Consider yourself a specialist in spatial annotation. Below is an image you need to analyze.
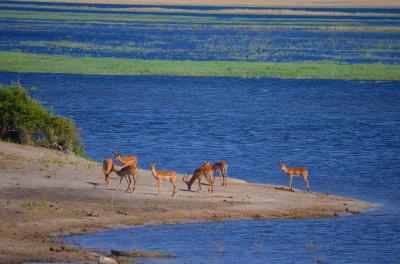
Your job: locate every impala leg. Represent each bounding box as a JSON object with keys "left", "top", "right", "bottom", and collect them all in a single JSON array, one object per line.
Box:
[
  {"left": 131, "top": 174, "right": 136, "bottom": 192},
  {"left": 129, "top": 174, "right": 133, "bottom": 191},
  {"left": 126, "top": 175, "right": 131, "bottom": 192},
  {"left": 170, "top": 178, "right": 177, "bottom": 197},
  {"left": 157, "top": 180, "right": 161, "bottom": 195},
  {"left": 197, "top": 178, "right": 201, "bottom": 192},
  {"left": 125, "top": 175, "right": 129, "bottom": 185},
  {"left": 117, "top": 176, "right": 123, "bottom": 191},
  {"left": 303, "top": 175, "right": 310, "bottom": 192},
  {"left": 172, "top": 183, "right": 176, "bottom": 196},
  {"left": 289, "top": 175, "right": 293, "bottom": 191},
  {"left": 208, "top": 177, "right": 213, "bottom": 193},
  {"left": 225, "top": 168, "right": 228, "bottom": 186}
]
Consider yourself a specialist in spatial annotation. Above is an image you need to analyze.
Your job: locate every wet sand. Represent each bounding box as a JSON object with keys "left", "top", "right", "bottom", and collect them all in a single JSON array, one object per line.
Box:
[{"left": 0, "top": 141, "right": 372, "bottom": 263}]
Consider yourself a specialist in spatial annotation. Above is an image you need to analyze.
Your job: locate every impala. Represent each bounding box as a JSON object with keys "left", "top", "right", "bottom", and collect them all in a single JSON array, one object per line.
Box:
[
  {"left": 279, "top": 160, "right": 310, "bottom": 192},
  {"left": 212, "top": 160, "right": 229, "bottom": 187},
  {"left": 203, "top": 160, "right": 214, "bottom": 184},
  {"left": 149, "top": 162, "right": 177, "bottom": 197},
  {"left": 114, "top": 151, "right": 138, "bottom": 167},
  {"left": 183, "top": 162, "right": 214, "bottom": 193},
  {"left": 102, "top": 158, "right": 113, "bottom": 186},
  {"left": 111, "top": 163, "right": 138, "bottom": 192}
]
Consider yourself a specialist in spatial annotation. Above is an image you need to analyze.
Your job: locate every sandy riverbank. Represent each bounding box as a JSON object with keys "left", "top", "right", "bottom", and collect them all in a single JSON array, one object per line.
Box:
[
  {"left": 0, "top": 141, "right": 372, "bottom": 263},
  {"left": 14, "top": 0, "right": 400, "bottom": 8}
]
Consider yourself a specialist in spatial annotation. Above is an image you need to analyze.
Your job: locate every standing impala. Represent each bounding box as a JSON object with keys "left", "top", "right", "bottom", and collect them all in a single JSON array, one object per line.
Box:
[
  {"left": 149, "top": 163, "right": 177, "bottom": 197},
  {"left": 203, "top": 160, "right": 214, "bottom": 185},
  {"left": 114, "top": 151, "right": 138, "bottom": 167},
  {"left": 279, "top": 160, "right": 310, "bottom": 192},
  {"left": 102, "top": 158, "right": 113, "bottom": 186},
  {"left": 212, "top": 160, "right": 229, "bottom": 187}
]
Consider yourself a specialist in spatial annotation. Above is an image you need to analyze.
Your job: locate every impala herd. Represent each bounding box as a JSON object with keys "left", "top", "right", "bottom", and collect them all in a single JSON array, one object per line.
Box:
[{"left": 102, "top": 151, "right": 310, "bottom": 197}]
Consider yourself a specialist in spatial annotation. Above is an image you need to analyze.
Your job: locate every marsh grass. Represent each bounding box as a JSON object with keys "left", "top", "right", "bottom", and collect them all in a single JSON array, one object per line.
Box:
[
  {"left": 1, "top": 9, "right": 399, "bottom": 33},
  {"left": 19, "top": 41, "right": 157, "bottom": 54},
  {"left": 1, "top": 51, "right": 399, "bottom": 80},
  {"left": 143, "top": 200, "right": 165, "bottom": 211},
  {"left": 21, "top": 197, "right": 49, "bottom": 213},
  {"left": 107, "top": 196, "right": 115, "bottom": 209},
  {"left": 125, "top": 219, "right": 144, "bottom": 226}
]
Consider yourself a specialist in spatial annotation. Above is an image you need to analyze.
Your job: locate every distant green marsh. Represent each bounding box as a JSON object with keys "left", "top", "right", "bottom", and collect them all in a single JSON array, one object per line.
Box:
[{"left": 1, "top": 51, "right": 399, "bottom": 80}]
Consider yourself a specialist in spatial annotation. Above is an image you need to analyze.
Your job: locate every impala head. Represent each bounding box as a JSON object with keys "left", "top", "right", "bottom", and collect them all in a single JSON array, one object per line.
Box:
[
  {"left": 203, "top": 160, "right": 212, "bottom": 167},
  {"left": 182, "top": 174, "right": 191, "bottom": 191},
  {"left": 150, "top": 162, "right": 157, "bottom": 170},
  {"left": 114, "top": 151, "right": 121, "bottom": 159},
  {"left": 280, "top": 160, "right": 288, "bottom": 169}
]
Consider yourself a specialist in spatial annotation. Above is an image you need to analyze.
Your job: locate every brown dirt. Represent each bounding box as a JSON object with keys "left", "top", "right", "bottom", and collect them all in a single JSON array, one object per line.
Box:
[{"left": 0, "top": 141, "right": 372, "bottom": 263}]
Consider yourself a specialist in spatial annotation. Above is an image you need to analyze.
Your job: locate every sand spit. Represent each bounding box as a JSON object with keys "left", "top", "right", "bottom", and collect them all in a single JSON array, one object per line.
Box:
[{"left": 0, "top": 141, "right": 372, "bottom": 263}]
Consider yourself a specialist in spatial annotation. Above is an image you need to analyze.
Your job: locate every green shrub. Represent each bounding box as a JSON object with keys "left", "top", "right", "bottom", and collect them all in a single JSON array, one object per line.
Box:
[
  {"left": 73, "top": 145, "right": 85, "bottom": 157},
  {"left": 0, "top": 83, "right": 82, "bottom": 151}
]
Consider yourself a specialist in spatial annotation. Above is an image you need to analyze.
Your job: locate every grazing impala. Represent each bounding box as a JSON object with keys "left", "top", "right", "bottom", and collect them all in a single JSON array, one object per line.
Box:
[
  {"left": 114, "top": 151, "right": 138, "bottom": 167},
  {"left": 212, "top": 160, "right": 229, "bottom": 187},
  {"left": 149, "top": 163, "right": 177, "bottom": 197},
  {"left": 102, "top": 158, "right": 113, "bottom": 186},
  {"left": 279, "top": 160, "right": 310, "bottom": 192},
  {"left": 183, "top": 162, "right": 214, "bottom": 193},
  {"left": 111, "top": 163, "right": 138, "bottom": 192}
]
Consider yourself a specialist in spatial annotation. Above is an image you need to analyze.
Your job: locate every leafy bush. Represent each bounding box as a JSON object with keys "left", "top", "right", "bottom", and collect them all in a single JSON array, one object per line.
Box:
[{"left": 0, "top": 83, "right": 82, "bottom": 151}]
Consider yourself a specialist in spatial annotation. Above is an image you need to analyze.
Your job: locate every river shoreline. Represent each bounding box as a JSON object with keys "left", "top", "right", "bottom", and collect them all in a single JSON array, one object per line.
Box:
[{"left": 0, "top": 141, "right": 372, "bottom": 263}]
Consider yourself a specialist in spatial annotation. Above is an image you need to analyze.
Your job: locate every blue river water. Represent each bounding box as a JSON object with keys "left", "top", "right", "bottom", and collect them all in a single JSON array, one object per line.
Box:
[{"left": 1, "top": 72, "right": 399, "bottom": 263}]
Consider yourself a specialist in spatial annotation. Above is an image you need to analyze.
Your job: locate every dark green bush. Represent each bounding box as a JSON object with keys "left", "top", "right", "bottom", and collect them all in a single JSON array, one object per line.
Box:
[{"left": 0, "top": 83, "right": 82, "bottom": 151}]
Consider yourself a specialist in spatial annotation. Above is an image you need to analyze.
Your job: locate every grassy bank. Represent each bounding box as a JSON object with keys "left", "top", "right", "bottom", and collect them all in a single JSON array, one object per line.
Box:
[{"left": 1, "top": 51, "right": 400, "bottom": 80}]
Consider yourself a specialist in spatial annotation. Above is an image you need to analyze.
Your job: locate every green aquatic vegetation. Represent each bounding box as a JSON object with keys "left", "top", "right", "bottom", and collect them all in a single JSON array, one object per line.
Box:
[
  {"left": 0, "top": 9, "right": 219, "bottom": 24},
  {"left": 1, "top": 2, "right": 400, "bottom": 19},
  {"left": 18, "top": 41, "right": 158, "bottom": 54},
  {"left": 1, "top": 9, "right": 400, "bottom": 33},
  {"left": 1, "top": 51, "right": 399, "bottom": 80}
]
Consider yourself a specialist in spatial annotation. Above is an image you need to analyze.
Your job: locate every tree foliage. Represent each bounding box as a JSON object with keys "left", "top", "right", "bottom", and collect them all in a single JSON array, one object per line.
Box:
[{"left": 0, "top": 83, "right": 82, "bottom": 152}]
